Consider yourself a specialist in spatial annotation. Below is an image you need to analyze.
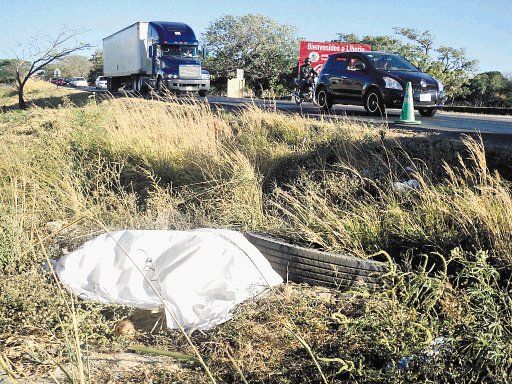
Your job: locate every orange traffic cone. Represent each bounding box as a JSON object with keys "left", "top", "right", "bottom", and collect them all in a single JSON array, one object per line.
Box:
[{"left": 396, "top": 82, "right": 421, "bottom": 125}]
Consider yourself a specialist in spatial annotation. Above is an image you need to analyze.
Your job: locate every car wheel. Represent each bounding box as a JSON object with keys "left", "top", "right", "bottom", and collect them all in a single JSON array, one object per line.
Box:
[
  {"left": 418, "top": 107, "right": 437, "bottom": 117},
  {"left": 316, "top": 87, "right": 332, "bottom": 112},
  {"left": 364, "top": 88, "right": 386, "bottom": 116},
  {"left": 245, "top": 232, "right": 388, "bottom": 289}
]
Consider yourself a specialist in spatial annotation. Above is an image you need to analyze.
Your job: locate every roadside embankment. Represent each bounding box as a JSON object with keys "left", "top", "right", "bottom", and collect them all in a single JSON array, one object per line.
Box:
[{"left": 442, "top": 105, "right": 512, "bottom": 115}]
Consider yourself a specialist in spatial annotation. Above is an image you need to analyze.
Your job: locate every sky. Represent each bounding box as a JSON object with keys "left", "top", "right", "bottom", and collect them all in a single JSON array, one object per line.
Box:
[{"left": 1, "top": 0, "right": 511, "bottom": 75}]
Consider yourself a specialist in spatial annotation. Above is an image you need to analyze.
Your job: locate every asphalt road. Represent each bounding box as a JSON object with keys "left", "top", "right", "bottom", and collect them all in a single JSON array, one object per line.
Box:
[
  {"left": 206, "top": 96, "right": 512, "bottom": 136},
  {"left": 87, "top": 87, "right": 512, "bottom": 136}
]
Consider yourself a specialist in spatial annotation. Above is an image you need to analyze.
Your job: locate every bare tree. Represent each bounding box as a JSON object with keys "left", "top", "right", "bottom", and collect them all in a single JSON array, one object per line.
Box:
[{"left": 4, "top": 26, "right": 91, "bottom": 109}]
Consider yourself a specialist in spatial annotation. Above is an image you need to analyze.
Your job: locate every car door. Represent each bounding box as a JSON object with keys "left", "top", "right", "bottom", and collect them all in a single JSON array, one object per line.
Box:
[
  {"left": 324, "top": 56, "right": 347, "bottom": 98},
  {"left": 342, "top": 55, "right": 368, "bottom": 100}
]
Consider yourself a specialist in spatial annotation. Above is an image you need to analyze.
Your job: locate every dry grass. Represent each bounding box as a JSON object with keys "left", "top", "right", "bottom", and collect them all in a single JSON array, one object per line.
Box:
[
  {"left": 105, "top": 97, "right": 230, "bottom": 168},
  {"left": 0, "top": 79, "right": 92, "bottom": 110},
  {"left": 265, "top": 136, "right": 512, "bottom": 267},
  {"left": 1, "top": 83, "right": 512, "bottom": 382}
]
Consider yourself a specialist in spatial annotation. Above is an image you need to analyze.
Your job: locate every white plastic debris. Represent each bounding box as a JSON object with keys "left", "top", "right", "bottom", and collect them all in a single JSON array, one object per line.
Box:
[
  {"left": 393, "top": 179, "right": 420, "bottom": 192},
  {"left": 55, "top": 228, "right": 282, "bottom": 331},
  {"left": 425, "top": 336, "right": 446, "bottom": 358}
]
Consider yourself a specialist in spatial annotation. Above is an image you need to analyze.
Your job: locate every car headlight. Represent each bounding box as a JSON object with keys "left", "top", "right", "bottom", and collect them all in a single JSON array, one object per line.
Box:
[
  {"left": 163, "top": 73, "right": 179, "bottom": 79},
  {"left": 201, "top": 72, "right": 210, "bottom": 80},
  {"left": 384, "top": 77, "right": 403, "bottom": 90},
  {"left": 435, "top": 79, "right": 444, "bottom": 92}
]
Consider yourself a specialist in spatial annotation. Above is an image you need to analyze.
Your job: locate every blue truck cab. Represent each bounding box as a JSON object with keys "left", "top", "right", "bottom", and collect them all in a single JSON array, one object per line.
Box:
[
  {"left": 103, "top": 21, "right": 210, "bottom": 96},
  {"left": 147, "top": 22, "right": 210, "bottom": 95}
]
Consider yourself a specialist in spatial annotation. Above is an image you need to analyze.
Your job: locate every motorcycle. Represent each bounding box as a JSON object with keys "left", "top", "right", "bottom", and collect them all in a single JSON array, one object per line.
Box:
[{"left": 292, "top": 76, "right": 317, "bottom": 105}]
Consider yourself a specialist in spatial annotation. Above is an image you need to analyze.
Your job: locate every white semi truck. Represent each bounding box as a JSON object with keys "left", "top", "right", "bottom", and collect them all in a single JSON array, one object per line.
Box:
[{"left": 103, "top": 21, "right": 210, "bottom": 96}]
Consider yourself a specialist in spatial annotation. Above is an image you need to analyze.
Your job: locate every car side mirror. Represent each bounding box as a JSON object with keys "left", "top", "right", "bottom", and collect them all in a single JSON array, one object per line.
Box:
[
  {"left": 354, "top": 63, "right": 365, "bottom": 71},
  {"left": 149, "top": 45, "right": 154, "bottom": 58}
]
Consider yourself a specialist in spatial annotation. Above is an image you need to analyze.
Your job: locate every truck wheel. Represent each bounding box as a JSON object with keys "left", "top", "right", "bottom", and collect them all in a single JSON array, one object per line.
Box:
[
  {"left": 198, "top": 90, "right": 207, "bottom": 97},
  {"left": 364, "top": 88, "right": 385, "bottom": 116},
  {"left": 107, "top": 78, "right": 118, "bottom": 93},
  {"left": 418, "top": 107, "right": 437, "bottom": 117},
  {"left": 140, "top": 80, "right": 149, "bottom": 95},
  {"left": 132, "top": 76, "right": 141, "bottom": 93},
  {"left": 245, "top": 232, "right": 388, "bottom": 289},
  {"left": 316, "top": 87, "right": 332, "bottom": 112},
  {"left": 134, "top": 76, "right": 150, "bottom": 95},
  {"left": 156, "top": 77, "right": 165, "bottom": 95}
]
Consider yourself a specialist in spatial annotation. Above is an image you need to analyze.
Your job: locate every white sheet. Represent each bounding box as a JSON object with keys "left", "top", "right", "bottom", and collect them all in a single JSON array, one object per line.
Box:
[{"left": 56, "top": 228, "right": 282, "bottom": 331}]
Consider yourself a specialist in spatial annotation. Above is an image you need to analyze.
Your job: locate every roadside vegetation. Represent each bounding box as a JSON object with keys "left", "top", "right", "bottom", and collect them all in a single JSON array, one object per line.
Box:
[
  {"left": 0, "top": 79, "right": 91, "bottom": 110},
  {"left": 1, "top": 81, "right": 511, "bottom": 383}
]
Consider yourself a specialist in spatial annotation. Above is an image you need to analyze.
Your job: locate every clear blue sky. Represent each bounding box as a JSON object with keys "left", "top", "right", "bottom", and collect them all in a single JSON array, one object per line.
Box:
[{"left": 1, "top": 0, "right": 511, "bottom": 75}]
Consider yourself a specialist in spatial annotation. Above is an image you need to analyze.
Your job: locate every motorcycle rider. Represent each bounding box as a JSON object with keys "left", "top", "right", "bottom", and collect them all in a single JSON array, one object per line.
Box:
[{"left": 298, "top": 57, "right": 318, "bottom": 97}]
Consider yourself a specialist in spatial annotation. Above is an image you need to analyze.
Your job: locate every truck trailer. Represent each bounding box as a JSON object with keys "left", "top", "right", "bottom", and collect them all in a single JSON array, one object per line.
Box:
[{"left": 103, "top": 21, "right": 210, "bottom": 96}]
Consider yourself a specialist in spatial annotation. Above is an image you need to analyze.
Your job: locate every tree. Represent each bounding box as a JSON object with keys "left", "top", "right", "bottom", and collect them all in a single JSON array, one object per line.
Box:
[
  {"left": 87, "top": 49, "right": 103, "bottom": 85},
  {"left": 202, "top": 14, "right": 300, "bottom": 95},
  {"left": 430, "top": 46, "right": 479, "bottom": 102},
  {"left": 335, "top": 33, "right": 410, "bottom": 57},
  {"left": 0, "top": 59, "right": 17, "bottom": 84},
  {"left": 333, "top": 28, "right": 479, "bottom": 102},
  {"left": 58, "top": 54, "right": 92, "bottom": 78},
  {"left": 462, "top": 71, "right": 512, "bottom": 107},
  {"left": 3, "top": 27, "right": 91, "bottom": 109}
]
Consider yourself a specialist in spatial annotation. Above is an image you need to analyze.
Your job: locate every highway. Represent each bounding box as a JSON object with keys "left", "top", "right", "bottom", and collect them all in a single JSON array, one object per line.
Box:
[{"left": 206, "top": 96, "right": 512, "bottom": 136}]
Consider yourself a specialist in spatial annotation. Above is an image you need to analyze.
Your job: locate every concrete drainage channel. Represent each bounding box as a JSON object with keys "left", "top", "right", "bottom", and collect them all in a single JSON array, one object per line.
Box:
[{"left": 245, "top": 232, "right": 389, "bottom": 290}]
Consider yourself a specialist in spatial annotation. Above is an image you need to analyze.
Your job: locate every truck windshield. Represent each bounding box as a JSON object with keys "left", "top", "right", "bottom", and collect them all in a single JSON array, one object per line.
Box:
[
  {"left": 161, "top": 45, "right": 199, "bottom": 59},
  {"left": 367, "top": 54, "right": 419, "bottom": 72}
]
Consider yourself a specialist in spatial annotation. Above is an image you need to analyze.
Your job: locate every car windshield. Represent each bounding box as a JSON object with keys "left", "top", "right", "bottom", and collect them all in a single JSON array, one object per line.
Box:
[
  {"left": 161, "top": 45, "right": 198, "bottom": 59},
  {"left": 366, "top": 54, "right": 419, "bottom": 71}
]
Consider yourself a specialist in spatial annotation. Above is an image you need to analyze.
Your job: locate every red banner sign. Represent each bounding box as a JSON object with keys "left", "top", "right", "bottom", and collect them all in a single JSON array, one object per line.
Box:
[{"left": 299, "top": 41, "right": 372, "bottom": 73}]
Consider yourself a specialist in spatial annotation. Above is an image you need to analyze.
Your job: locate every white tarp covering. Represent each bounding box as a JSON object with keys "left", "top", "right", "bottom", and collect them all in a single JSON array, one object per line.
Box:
[{"left": 56, "top": 229, "right": 282, "bottom": 331}]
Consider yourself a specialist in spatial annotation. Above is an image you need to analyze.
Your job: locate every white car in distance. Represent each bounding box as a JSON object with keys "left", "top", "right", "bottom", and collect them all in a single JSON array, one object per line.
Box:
[
  {"left": 70, "top": 77, "right": 88, "bottom": 87},
  {"left": 95, "top": 76, "right": 107, "bottom": 89}
]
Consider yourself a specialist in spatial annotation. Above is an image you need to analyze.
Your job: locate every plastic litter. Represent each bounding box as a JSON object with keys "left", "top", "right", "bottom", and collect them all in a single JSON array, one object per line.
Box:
[
  {"left": 396, "top": 336, "right": 447, "bottom": 371},
  {"left": 398, "top": 355, "right": 413, "bottom": 370},
  {"left": 393, "top": 179, "right": 420, "bottom": 192},
  {"left": 425, "top": 336, "right": 446, "bottom": 358},
  {"left": 56, "top": 228, "right": 283, "bottom": 331}
]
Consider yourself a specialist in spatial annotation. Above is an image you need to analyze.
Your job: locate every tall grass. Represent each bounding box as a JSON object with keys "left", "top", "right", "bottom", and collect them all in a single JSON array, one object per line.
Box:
[
  {"left": 268, "top": 136, "right": 512, "bottom": 267},
  {"left": 0, "top": 79, "right": 89, "bottom": 110},
  {"left": 1, "top": 87, "right": 511, "bottom": 382}
]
